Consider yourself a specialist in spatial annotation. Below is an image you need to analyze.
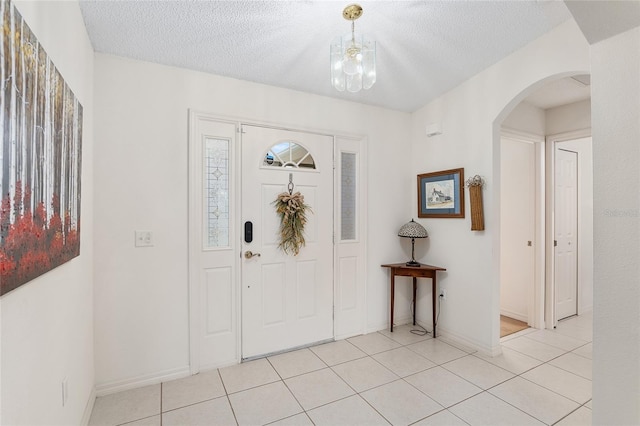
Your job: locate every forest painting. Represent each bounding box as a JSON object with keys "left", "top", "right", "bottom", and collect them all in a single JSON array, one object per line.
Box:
[{"left": 1, "top": 0, "right": 83, "bottom": 296}]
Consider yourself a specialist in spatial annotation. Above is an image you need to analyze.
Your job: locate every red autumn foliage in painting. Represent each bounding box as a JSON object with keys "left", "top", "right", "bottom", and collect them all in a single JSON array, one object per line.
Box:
[
  {"left": 1, "top": 1, "right": 83, "bottom": 296},
  {"left": 0, "top": 182, "right": 80, "bottom": 295}
]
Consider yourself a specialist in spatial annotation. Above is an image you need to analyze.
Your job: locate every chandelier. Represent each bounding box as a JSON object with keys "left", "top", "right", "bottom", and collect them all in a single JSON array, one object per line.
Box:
[{"left": 330, "top": 4, "right": 376, "bottom": 92}]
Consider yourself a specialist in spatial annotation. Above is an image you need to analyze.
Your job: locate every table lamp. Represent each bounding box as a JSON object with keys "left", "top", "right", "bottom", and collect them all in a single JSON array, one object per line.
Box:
[{"left": 398, "top": 219, "right": 428, "bottom": 267}]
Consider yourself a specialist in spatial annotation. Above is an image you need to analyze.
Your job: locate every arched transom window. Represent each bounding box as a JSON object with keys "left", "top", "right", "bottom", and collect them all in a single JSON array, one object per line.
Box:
[{"left": 263, "top": 141, "right": 316, "bottom": 169}]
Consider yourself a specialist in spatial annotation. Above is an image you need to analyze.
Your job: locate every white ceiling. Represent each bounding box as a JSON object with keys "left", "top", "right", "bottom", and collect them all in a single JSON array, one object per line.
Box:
[
  {"left": 565, "top": 0, "right": 640, "bottom": 44},
  {"left": 79, "top": 0, "right": 583, "bottom": 113},
  {"left": 524, "top": 75, "right": 591, "bottom": 110}
]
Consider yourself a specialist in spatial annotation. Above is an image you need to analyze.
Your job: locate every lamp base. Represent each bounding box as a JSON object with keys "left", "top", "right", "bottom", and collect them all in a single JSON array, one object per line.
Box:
[{"left": 405, "top": 260, "right": 421, "bottom": 267}]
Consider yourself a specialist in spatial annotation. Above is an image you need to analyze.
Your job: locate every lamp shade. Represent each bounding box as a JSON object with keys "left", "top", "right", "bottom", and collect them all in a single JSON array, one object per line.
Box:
[{"left": 398, "top": 219, "right": 428, "bottom": 239}]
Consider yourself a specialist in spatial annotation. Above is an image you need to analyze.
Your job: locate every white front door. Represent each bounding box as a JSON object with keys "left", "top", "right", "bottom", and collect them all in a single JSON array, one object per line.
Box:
[
  {"left": 555, "top": 148, "right": 578, "bottom": 320},
  {"left": 241, "top": 125, "right": 334, "bottom": 359},
  {"left": 500, "top": 137, "right": 535, "bottom": 323}
]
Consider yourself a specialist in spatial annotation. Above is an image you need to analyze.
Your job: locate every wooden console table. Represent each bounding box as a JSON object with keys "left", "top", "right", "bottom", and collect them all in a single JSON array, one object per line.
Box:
[{"left": 381, "top": 263, "right": 446, "bottom": 337}]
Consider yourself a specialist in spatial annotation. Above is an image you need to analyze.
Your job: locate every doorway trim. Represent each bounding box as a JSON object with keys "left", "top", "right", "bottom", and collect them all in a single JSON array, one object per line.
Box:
[
  {"left": 187, "top": 111, "right": 368, "bottom": 373},
  {"left": 545, "top": 128, "right": 592, "bottom": 328},
  {"left": 500, "top": 128, "right": 546, "bottom": 330}
]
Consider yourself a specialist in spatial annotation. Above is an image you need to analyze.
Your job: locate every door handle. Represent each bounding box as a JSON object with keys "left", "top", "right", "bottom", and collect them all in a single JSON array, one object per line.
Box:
[{"left": 244, "top": 250, "right": 261, "bottom": 259}]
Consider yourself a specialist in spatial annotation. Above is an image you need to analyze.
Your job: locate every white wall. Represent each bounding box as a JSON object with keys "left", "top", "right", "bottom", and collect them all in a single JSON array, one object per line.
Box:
[
  {"left": 546, "top": 99, "right": 591, "bottom": 135},
  {"left": 502, "top": 101, "right": 546, "bottom": 136},
  {"left": 93, "top": 54, "right": 412, "bottom": 390},
  {"left": 591, "top": 26, "right": 640, "bottom": 425},
  {"left": 409, "top": 20, "right": 590, "bottom": 353},
  {"left": 0, "top": 1, "right": 95, "bottom": 425}
]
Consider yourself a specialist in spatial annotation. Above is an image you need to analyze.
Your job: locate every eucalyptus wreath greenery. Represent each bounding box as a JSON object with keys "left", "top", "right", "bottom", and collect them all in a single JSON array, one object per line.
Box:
[{"left": 273, "top": 191, "right": 311, "bottom": 255}]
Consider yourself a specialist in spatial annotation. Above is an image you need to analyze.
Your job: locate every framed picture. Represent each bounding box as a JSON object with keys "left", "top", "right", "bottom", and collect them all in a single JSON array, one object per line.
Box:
[{"left": 417, "top": 168, "right": 465, "bottom": 218}]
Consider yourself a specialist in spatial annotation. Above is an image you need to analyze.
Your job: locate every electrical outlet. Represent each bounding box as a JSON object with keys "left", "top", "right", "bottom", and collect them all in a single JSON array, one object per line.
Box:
[
  {"left": 135, "top": 230, "right": 154, "bottom": 247},
  {"left": 439, "top": 289, "right": 446, "bottom": 300}
]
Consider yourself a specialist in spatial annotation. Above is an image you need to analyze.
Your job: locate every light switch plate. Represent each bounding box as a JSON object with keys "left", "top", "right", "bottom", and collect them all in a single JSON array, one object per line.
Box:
[{"left": 135, "top": 230, "right": 153, "bottom": 247}]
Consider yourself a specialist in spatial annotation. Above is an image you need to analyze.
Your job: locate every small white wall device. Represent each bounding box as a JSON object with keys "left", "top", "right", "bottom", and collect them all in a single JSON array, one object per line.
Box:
[{"left": 425, "top": 122, "right": 443, "bottom": 137}]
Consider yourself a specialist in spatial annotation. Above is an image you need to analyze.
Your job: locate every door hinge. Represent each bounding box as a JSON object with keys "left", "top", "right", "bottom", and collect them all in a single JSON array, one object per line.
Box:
[{"left": 554, "top": 240, "right": 558, "bottom": 247}]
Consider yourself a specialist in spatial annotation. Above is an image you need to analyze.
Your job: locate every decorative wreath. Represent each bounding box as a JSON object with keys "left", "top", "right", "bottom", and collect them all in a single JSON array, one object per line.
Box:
[
  {"left": 465, "top": 174, "right": 485, "bottom": 187},
  {"left": 273, "top": 191, "right": 311, "bottom": 255}
]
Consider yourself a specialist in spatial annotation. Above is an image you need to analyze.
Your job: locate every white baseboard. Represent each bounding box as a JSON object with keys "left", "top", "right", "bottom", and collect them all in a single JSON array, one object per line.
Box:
[
  {"left": 366, "top": 315, "right": 414, "bottom": 335},
  {"left": 95, "top": 366, "right": 191, "bottom": 397},
  {"left": 335, "top": 330, "right": 363, "bottom": 341},
  {"left": 500, "top": 309, "right": 528, "bottom": 323},
  {"left": 365, "top": 321, "right": 388, "bottom": 335},
  {"left": 500, "top": 327, "right": 537, "bottom": 342},
  {"left": 199, "top": 359, "right": 239, "bottom": 372},
  {"left": 81, "top": 387, "right": 96, "bottom": 425},
  {"left": 433, "top": 323, "right": 501, "bottom": 357},
  {"left": 578, "top": 306, "right": 593, "bottom": 316},
  {"left": 370, "top": 316, "right": 501, "bottom": 357}
]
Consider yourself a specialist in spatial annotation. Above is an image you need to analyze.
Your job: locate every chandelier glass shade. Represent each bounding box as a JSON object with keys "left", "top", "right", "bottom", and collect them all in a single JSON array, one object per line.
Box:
[{"left": 330, "top": 5, "right": 376, "bottom": 92}]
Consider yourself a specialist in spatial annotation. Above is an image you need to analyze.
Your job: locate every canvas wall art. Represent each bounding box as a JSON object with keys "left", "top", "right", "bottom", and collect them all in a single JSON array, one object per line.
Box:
[{"left": 1, "top": 0, "right": 83, "bottom": 296}]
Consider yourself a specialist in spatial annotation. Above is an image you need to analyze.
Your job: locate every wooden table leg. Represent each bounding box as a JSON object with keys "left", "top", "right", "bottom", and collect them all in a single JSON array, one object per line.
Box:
[
  {"left": 432, "top": 275, "right": 437, "bottom": 338},
  {"left": 412, "top": 277, "right": 417, "bottom": 326},
  {"left": 390, "top": 273, "right": 395, "bottom": 332}
]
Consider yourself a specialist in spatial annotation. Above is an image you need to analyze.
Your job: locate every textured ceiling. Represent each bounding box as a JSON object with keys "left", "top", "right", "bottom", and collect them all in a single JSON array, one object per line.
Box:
[
  {"left": 524, "top": 75, "right": 591, "bottom": 110},
  {"left": 79, "top": 0, "right": 574, "bottom": 112}
]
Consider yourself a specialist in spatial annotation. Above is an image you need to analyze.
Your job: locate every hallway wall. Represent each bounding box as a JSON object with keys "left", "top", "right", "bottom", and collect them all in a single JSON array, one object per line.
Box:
[
  {"left": 0, "top": 1, "right": 95, "bottom": 424},
  {"left": 92, "top": 54, "right": 412, "bottom": 391},
  {"left": 591, "top": 25, "right": 640, "bottom": 425},
  {"left": 409, "top": 20, "right": 590, "bottom": 354}
]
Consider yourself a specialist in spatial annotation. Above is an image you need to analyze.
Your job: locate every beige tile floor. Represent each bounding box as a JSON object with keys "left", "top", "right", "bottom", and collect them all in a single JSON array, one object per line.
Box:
[{"left": 89, "top": 313, "right": 592, "bottom": 426}]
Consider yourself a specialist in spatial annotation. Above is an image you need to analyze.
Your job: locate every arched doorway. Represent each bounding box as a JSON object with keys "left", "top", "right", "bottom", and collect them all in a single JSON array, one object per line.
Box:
[{"left": 493, "top": 72, "right": 592, "bottom": 343}]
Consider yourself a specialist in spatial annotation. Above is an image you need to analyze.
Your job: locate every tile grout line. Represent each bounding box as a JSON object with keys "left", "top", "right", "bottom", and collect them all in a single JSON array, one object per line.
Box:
[
  {"left": 265, "top": 355, "right": 307, "bottom": 420},
  {"left": 216, "top": 368, "right": 240, "bottom": 426},
  {"left": 379, "top": 334, "right": 494, "bottom": 423},
  {"left": 179, "top": 323, "right": 591, "bottom": 425},
  {"left": 369, "top": 329, "right": 480, "bottom": 418},
  {"left": 398, "top": 325, "right": 591, "bottom": 425},
  {"left": 550, "top": 404, "right": 587, "bottom": 426},
  {"left": 479, "top": 343, "right": 590, "bottom": 425},
  {"left": 284, "top": 332, "right": 438, "bottom": 424},
  {"left": 97, "top": 320, "right": 593, "bottom": 426}
]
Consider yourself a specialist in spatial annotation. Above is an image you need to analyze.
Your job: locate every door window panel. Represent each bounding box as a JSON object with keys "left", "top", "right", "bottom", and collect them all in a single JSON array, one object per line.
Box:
[
  {"left": 341, "top": 152, "right": 357, "bottom": 241},
  {"left": 204, "top": 137, "right": 230, "bottom": 248},
  {"left": 263, "top": 141, "right": 316, "bottom": 169}
]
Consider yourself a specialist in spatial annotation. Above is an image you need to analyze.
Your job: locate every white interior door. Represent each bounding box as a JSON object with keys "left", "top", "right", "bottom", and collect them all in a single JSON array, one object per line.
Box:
[
  {"left": 555, "top": 148, "right": 578, "bottom": 320},
  {"left": 241, "top": 125, "right": 334, "bottom": 359},
  {"left": 500, "top": 137, "right": 535, "bottom": 323}
]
